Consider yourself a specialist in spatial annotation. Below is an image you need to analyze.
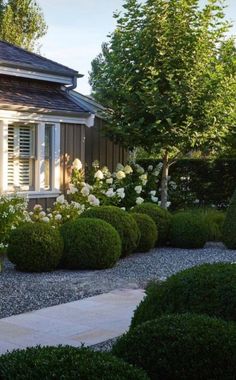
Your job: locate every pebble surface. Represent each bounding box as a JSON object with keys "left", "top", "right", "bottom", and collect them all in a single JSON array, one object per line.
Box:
[{"left": 0, "top": 243, "right": 235, "bottom": 319}]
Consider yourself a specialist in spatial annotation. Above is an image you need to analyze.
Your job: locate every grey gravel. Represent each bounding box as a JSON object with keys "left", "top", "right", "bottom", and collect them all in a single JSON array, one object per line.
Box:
[{"left": 0, "top": 243, "right": 235, "bottom": 319}]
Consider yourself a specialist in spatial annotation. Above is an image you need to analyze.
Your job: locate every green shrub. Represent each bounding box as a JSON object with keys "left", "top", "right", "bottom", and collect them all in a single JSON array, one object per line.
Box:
[
  {"left": 169, "top": 211, "right": 208, "bottom": 248},
  {"left": 82, "top": 206, "right": 140, "bottom": 256},
  {"left": 223, "top": 189, "right": 236, "bottom": 249},
  {"left": 0, "top": 346, "right": 149, "bottom": 380},
  {"left": 131, "top": 263, "right": 236, "bottom": 328},
  {"left": 60, "top": 218, "right": 121, "bottom": 269},
  {"left": 7, "top": 223, "right": 63, "bottom": 272},
  {"left": 130, "top": 213, "right": 157, "bottom": 252},
  {"left": 113, "top": 314, "right": 236, "bottom": 380},
  {"left": 131, "top": 203, "right": 171, "bottom": 246}
]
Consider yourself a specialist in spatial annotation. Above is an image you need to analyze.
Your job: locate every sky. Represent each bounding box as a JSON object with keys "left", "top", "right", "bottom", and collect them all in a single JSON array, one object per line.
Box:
[{"left": 38, "top": 0, "right": 236, "bottom": 95}]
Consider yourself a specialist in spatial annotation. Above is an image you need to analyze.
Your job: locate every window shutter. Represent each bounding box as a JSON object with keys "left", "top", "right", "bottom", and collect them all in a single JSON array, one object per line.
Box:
[
  {"left": 7, "top": 126, "right": 14, "bottom": 188},
  {"left": 19, "top": 127, "right": 33, "bottom": 188}
]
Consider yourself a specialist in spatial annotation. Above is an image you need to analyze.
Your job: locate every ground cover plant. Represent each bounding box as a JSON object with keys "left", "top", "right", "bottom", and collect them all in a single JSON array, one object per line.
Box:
[
  {"left": 60, "top": 218, "right": 121, "bottom": 269},
  {"left": 113, "top": 313, "right": 236, "bottom": 380},
  {"left": 0, "top": 346, "right": 149, "bottom": 380},
  {"left": 131, "top": 263, "right": 236, "bottom": 328}
]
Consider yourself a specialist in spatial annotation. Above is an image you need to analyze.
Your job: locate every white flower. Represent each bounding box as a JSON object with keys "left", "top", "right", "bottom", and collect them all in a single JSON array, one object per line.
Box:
[
  {"left": 116, "top": 163, "right": 124, "bottom": 171},
  {"left": 148, "top": 165, "right": 153, "bottom": 171},
  {"left": 116, "top": 188, "right": 125, "bottom": 199},
  {"left": 81, "top": 186, "right": 90, "bottom": 197},
  {"left": 106, "top": 178, "right": 113, "bottom": 185},
  {"left": 158, "top": 201, "right": 161, "bottom": 206},
  {"left": 116, "top": 170, "right": 126, "bottom": 180},
  {"left": 136, "top": 197, "right": 144, "bottom": 205},
  {"left": 48, "top": 213, "right": 52, "bottom": 218},
  {"left": 124, "top": 165, "right": 133, "bottom": 174},
  {"left": 149, "top": 190, "right": 156, "bottom": 196},
  {"left": 121, "top": 207, "right": 126, "bottom": 211},
  {"left": 34, "top": 204, "right": 42, "bottom": 211},
  {"left": 151, "top": 196, "right": 158, "bottom": 203},
  {"left": 134, "top": 185, "right": 142, "bottom": 194},
  {"left": 106, "top": 188, "right": 115, "bottom": 197},
  {"left": 56, "top": 195, "right": 65, "bottom": 204},
  {"left": 68, "top": 183, "right": 78, "bottom": 194},
  {"left": 41, "top": 216, "right": 50, "bottom": 223},
  {"left": 166, "top": 201, "right": 171, "bottom": 208},
  {"left": 39, "top": 211, "right": 46, "bottom": 218},
  {"left": 94, "top": 170, "right": 104, "bottom": 180},
  {"left": 88, "top": 194, "right": 100, "bottom": 206},
  {"left": 136, "top": 165, "right": 145, "bottom": 174},
  {"left": 73, "top": 158, "right": 82, "bottom": 170},
  {"left": 55, "top": 214, "right": 62, "bottom": 221}
]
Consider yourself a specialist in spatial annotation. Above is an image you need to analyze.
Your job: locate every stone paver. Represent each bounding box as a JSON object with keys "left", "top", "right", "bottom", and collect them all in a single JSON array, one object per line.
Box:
[{"left": 0, "top": 289, "right": 144, "bottom": 354}]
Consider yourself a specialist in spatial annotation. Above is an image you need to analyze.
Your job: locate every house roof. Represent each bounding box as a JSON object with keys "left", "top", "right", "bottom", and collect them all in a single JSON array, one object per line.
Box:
[
  {"left": 0, "top": 76, "right": 89, "bottom": 115},
  {"left": 0, "top": 40, "right": 81, "bottom": 78},
  {"left": 71, "top": 91, "right": 106, "bottom": 119}
]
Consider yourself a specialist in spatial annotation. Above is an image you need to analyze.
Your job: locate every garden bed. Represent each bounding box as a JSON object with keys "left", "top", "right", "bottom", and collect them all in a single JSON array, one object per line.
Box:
[{"left": 0, "top": 244, "right": 235, "bottom": 319}]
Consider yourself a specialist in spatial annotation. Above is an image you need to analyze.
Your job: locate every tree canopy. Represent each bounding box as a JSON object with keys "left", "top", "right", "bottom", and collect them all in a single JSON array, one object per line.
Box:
[
  {"left": 89, "top": 0, "right": 236, "bottom": 207},
  {"left": 0, "top": 0, "right": 47, "bottom": 51}
]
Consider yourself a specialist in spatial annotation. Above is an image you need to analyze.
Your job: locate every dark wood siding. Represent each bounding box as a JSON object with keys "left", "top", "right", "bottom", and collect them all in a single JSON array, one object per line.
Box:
[
  {"left": 85, "top": 117, "right": 128, "bottom": 171},
  {"left": 28, "top": 197, "right": 56, "bottom": 211}
]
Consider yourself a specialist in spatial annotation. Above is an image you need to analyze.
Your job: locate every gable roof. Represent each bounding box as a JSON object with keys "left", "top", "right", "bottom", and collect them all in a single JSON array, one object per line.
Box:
[
  {"left": 0, "top": 40, "right": 82, "bottom": 78},
  {"left": 71, "top": 91, "right": 106, "bottom": 119}
]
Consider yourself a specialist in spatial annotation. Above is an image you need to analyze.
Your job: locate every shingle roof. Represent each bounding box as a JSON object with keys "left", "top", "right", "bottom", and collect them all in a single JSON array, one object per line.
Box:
[
  {"left": 0, "top": 40, "right": 80, "bottom": 77},
  {"left": 0, "top": 76, "right": 89, "bottom": 114}
]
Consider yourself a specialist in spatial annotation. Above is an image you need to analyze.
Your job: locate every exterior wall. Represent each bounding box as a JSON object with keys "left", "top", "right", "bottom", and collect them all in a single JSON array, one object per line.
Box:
[{"left": 85, "top": 117, "right": 128, "bottom": 171}]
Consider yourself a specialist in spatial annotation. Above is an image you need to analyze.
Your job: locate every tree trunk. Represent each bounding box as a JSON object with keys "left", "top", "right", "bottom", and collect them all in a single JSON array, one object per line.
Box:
[{"left": 161, "top": 152, "right": 169, "bottom": 209}]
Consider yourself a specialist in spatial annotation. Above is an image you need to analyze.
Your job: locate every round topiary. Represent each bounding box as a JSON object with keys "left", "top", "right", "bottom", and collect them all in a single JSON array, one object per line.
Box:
[
  {"left": 223, "top": 189, "right": 236, "bottom": 249},
  {"left": 131, "top": 203, "right": 171, "bottom": 246},
  {"left": 130, "top": 213, "right": 158, "bottom": 252},
  {"left": 131, "top": 263, "right": 236, "bottom": 329},
  {"left": 60, "top": 217, "right": 121, "bottom": 269},
  {"left": 82, "top": 206, "right": 140, "bottom": 256},
  {"left": 169, "top": 211, "right": 208, "bottom": 248},
  {"left": 7, "top": 223, "right": 63, "bottom": 272},
  {"left": 113, "top": 314, "right": 236, "bottom": 380},
  {"left": 0, "top": 346, "right": 149, "bottom": 380}
]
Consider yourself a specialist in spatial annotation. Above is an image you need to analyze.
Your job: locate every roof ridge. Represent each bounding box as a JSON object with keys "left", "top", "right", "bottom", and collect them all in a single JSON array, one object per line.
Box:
[{"left": 0, "top": 39, "right": 78, "bottom": 74}]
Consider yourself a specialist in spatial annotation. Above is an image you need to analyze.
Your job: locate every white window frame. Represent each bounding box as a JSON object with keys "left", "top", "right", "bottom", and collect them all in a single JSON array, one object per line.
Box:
[{"left": 0, "top": 119, "right": 61, "bottom": 198}]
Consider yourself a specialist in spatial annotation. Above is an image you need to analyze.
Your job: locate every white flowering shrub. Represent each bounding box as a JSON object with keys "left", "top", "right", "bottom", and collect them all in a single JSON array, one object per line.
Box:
[
  {"left": 68, "top": 159, "right": 163, "bottom": 210},
  {"left": 0, "top": 194, "right": 29, "bottom": 246}
]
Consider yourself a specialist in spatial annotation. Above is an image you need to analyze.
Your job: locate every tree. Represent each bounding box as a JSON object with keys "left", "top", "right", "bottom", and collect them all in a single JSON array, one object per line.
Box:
[
  {"left": 0, "top": 0, "right": 47, "bottom": 51},
  {"left": 89, "top": 0, "right": 236, "bottom": 208}
]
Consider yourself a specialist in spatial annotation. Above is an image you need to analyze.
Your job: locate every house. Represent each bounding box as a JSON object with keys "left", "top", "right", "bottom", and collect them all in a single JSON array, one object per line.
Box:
[{"left": 0, "top": 41, "right": 127, "bottom": 209}]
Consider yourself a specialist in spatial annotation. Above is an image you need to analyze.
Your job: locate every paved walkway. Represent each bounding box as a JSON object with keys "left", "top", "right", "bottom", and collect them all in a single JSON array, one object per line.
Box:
[{"left": 0, "top": 289, "right": 145, "bottom": 355}]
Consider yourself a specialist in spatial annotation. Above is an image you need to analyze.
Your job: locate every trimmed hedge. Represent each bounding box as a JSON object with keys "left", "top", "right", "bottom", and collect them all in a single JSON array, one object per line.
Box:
[
  {"left": 169, "top": 211, "right": 208, "bottom": 248},
  {"left": 0, "top": 346, "right": 149, "bottom": 380},
  {"left": 7, "top": 223, "right": 63, "bottom": 272},
  {"left": 60, "top": 218, "right": 121, "bottom": 269},
  {"left": 138, "top": 158, "right": 236, "bottom": 209},
  {"left": 82, "top": 206, "right": 140, "bottom": 256},
  {"left": 131, "top": 203, "right": 171, "bottom": 246},
  {"left": 131, "top": 263, "right": 236, "bottom": 329},
  {"left": 223, "top": 189, "right": 236, "bottom": 249},
  {"left": 113, "top": 314, "right": 236, "bottom": 380},
  {"left": 130, "top": 213, "right": 157, "bottom": 252}
]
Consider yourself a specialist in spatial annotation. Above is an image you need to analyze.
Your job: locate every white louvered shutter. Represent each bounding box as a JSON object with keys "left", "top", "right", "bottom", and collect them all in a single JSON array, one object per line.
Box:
[{"left": 8, "top": 125, "right": 35, "bottom": 191}]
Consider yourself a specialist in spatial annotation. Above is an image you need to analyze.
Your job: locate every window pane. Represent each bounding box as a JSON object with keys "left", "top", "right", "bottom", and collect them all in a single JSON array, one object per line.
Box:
[{"left": 45, "top": 125, "right": 52, "bottom": 191}]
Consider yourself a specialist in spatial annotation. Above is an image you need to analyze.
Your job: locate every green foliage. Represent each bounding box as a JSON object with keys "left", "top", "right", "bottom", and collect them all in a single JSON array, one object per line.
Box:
[
  {"left": 195, "top": 208, "right": 225, "bottom": 241},
  {"left": 82, "top": 206, "right": 140, "bottom": 256},
  {"left": 7, "top": 223, "right": 63, "bottom": 272},
  {"left": 223, "top": 189, "right": 236, "bottom": 249},
  {"left": 0, "top": 0, "right": 47, "bottom": 51},
  {"left": 131, "top": 203, "right": 171, "bottom": 246},
  {"left": 113, "top": 313, "right": 236, "bottom": 380},
  {"left": 60, "top": 218, "right": 121, "bottom": 269},
  {"left": 130, "top": 213, "right": 158, "bottom": 252},
  {"left": 139, "top": 158, "right": 236, "bottom": 210},
  {"left": 169, "top": 211, "right": 208, "bottom": 248},
  {"left": 0, "top": 345, "right": 149, "bottom": 380},
  {"left": 0, "top": 195, "right": 28, "bottom": 246},
  {"left": 131, "top": 263, "right": 236, "bottom": 328}
]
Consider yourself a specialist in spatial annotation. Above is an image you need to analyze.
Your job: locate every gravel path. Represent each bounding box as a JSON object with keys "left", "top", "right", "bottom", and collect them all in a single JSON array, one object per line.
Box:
[{"left": 0, "top": 243, "right": 235, "bottom": 319}]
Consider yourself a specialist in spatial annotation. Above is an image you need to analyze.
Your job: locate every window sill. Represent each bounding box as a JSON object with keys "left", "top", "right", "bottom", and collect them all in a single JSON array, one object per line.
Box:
[{"left": 16, "top": 191, "right": 61, "bottom": 199}]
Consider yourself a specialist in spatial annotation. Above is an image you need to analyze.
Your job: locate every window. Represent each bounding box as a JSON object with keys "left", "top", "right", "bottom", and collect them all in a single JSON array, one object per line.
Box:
[
  {"left": 5, "top": 123, "right": 60, "bottom": 194},
  {"left": 8, "top": 125, "right": 35, "bottom": 191}
]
